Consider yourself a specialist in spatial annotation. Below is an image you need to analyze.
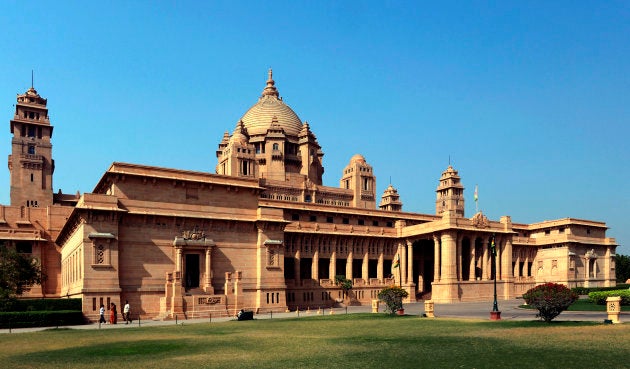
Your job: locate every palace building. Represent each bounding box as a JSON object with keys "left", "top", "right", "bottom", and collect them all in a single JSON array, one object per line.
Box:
[{"left": 1, "top": 71, "right": 618, "bottom": 321}]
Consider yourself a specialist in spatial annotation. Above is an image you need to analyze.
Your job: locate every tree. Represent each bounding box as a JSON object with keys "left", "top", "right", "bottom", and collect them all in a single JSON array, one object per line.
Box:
[
  {"left": 335, "top": 275, "right": 352, "bottom": 297},
  {"left": 0, "top": 244, "right": 45, "bottom": 306},
  {"left": 615, "top": 254, "right": 630, "bottom": 283},
  {"left": 522, "top": 283, "right": 578, "bottom": 322}
]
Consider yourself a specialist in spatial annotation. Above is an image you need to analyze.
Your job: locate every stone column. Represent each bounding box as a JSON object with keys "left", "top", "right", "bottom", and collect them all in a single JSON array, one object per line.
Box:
[
  {"left": 377, "top": 241, "right": 384, "bottom": 281},
  {"left": 501, "top": 237, "right": 513, "bottom": 281},
  {"left": 176, "top": 248, "right": 182, "bottom": 273},
  {"left": 456, "top": 235, "right": 463, "bottom": 281},
  {"left": 481, "top": 236, "right": 490, "bottom": 281},
  {"left": 346, "top": 250, "right": 353, "bottom": 280},
  {"left": 433, "top": 234, "right": 441, "bottom": 282},
  {"left": 204, "top": 247, "right": 212, "bottom": 292},
  {"left": 406, "top": 240, "right": 413, "bottom": 286},
  {"left": 401, "top": 241, "right": 408, "bottom": 284},
  {"left": 295, "top": 250, "right": 301, "bottom": 284},
  {"left": 440, "top": 232, "right": 457, "bottom": 282},
  {"left": 329, "top": 249, "right": 336, "bottom": 280},
  {"left": 312, "top": 248, "right": 319, "bottom": 280},
  {"left": 469, "top": 237, "right": 476, "bottom": 281},
  {"left": 362, "top": 245, "right": 369, "bottom": 282}
]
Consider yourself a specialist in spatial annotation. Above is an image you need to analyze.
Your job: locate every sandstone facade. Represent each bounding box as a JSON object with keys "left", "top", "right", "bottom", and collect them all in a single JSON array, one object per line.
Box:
[{"left": 2, "top": 71, "right": 618, "bottom": 321}]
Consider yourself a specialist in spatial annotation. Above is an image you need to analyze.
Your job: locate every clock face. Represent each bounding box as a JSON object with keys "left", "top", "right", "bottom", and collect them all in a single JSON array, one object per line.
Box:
[{"left": 608, "top": 303, "right": 616, "bottom": 311}]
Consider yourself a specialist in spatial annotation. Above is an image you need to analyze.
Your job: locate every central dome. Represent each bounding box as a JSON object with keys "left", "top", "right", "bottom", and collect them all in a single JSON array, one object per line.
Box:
[{"left": 240, "top": 69, "right": 303, "bottom": 137}]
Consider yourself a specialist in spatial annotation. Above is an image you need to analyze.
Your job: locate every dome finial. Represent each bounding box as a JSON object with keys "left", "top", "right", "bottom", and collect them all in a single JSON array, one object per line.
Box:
[{"left": 261, "top": 68, "right": 280, "bottom": 98}]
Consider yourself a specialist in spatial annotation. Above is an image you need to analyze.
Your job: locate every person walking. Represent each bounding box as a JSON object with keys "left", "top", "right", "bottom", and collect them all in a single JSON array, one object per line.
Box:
[
  {"left": 110, "top": 303, "right": 117, "bottom": 324},
  {"left": 123, "top": 300, "right": 131, "bottom": 324},
  {"left": 99, "top": 304, "right": 107, "bottom": 324}
]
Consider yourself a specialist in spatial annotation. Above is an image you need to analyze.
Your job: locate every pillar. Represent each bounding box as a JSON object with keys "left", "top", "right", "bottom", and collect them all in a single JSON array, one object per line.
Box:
[
  {"left": 433, "top": 234, "right": 441, "bottom": 282},
  {"left": 406, "top": 240, "right": 413, "bottom": 286},
  {"left": 482, "top": 236, "right": 489, "bottom": 280},
  {"left": 176, "top": 248, "right": 182, "bottom": 273},
  {"left": 312, "top": 248, "right": 319, "bottom": 280},
  {"left": 362, "top": 246, "right": 369, "bottom": 282},
  {"left": 346, "top": 250, "right": 353, "bottom": 280},
  {"left": 377, "top": 242, "right": 384, "bottom": 281},
  {"left": 469, "top": 237, "right": 476, "bottom": 280},
  {"left": 501, "top": 237, "right": 513, "bottom": 281},
  {"left": 329, "top": 249, "right": 336, "bottom": 280},
  {"left": 295, "top": 249, "right": 301, "bottom": 284},
  {"left": 401, "top": 241, "right": 408, "bottom": 284},
  {"left": 204, "top": 247, "right": 213, "bottom": 292},
  {"left": 456, "top": 235, "right": 463, "bottom": 281},
  {"left": 440, "top": 232, "right": 457, "bottom": 282}
]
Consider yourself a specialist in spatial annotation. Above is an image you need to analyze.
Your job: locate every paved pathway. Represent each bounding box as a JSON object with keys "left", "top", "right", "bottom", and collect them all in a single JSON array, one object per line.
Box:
[{"left": 2, "top": 299, "right": 626, "bottom": 334}]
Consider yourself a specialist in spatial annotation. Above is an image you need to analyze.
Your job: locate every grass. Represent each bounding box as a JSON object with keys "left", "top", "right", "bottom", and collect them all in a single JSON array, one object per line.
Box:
[{"left": 1, "top": 314, "right": 629, "bottom": 369}]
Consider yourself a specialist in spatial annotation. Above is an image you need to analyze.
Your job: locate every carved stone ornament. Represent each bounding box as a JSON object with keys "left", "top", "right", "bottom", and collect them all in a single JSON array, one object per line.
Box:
[
  {"left": 585, "top": 249, "right": 597, "bottom": 259},
  {"left": 471, "top": 212, "right": 490, "bottom": 229},
  {"left": 182, "top": 228, "right": 206, "bottom": 240}
]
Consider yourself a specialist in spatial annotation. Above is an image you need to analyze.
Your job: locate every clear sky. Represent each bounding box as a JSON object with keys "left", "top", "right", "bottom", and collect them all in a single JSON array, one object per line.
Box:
[{"left": 0, "top": 1, "right": 628, "bottom": 254}]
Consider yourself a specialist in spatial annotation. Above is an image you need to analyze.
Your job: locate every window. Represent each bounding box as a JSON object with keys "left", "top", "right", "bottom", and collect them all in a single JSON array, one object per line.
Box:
[
  {"left": 27, "top": 125, "right": 36, "bottom": 137},
  {"left": 291, "top": 213, "right": 300, "bottom": 221},
  {"left": 326, "top": 217, "right": 333, "bottom": 223},
  {"left": 309, "top": 215, "right": 316, "bottom": 222},
  {"left": 372, "top": 220, "right": 379, "bottom": 226},
  {"left": 545, "top": 230, "right": 550, "bottom": 235},
  {"left": 273, "top": 143, "right": 279, "bottom": 150},
  {"left": 342, "top": 218, "right": 349, "bottom": 224},
  {"left": 28, "top": 145, "right": 35, "bottom": 154},
  {"left": 386, "top": 221, "right": 393, "bottom": 227},
  {"left": 358, "top": 219, "right": 364, "bottom": 226},
  {"left": 305, "top": 195, "right": 311, "bottom": 203}
]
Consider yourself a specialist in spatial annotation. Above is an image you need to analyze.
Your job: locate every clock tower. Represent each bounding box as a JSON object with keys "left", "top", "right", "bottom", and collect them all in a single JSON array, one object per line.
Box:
[{"left": 8, "top": 85, "right": 54, "bottom": 208}]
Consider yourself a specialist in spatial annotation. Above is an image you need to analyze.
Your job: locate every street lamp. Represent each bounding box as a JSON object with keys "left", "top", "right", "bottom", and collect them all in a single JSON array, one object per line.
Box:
[{"left": 490, "top": 234, "right": 501, "bottom": 320}]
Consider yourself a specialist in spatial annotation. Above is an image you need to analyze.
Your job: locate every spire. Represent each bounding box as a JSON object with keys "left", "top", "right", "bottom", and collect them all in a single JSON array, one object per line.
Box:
[{"left": 261, "top": 68, "right": 280, "bottom": 98}]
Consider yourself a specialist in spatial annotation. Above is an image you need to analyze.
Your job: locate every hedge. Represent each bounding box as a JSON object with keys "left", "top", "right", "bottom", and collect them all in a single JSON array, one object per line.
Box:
[
  {"left": 0, "top": 298, "right": 82, "bottom": 312},
  {"left": 572, "top": 284, "right": 629, "bottom": 296},
  {"left": 0, "top": 310, "right": 85, "bottom": 329},
  {"left": 587, "top": 290, "right": 630, "bottom": 306}
]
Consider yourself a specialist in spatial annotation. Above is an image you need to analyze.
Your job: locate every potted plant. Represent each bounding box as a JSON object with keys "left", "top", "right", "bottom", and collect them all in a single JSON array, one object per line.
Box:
[{"left": 378, "top": 285, "right": 409, "bottom": 315}]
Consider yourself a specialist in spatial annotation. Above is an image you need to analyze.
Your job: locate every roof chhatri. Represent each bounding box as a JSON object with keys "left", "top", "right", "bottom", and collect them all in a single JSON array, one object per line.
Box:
[{"left": 261, "top": 68, "right": 280, "bottom": 98}]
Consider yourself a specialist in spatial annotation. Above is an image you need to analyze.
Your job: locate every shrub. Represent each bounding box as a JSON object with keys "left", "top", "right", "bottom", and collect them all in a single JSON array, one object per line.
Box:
[
  {"left": 523, "top": 283, "right": 578, "bottom": 322},
  {"left": 588, "top": 290, "right": 630, "bottom": 305},
  {"left": 378, "top": 286, "right": 409, "bottom": 314},
  {"left": 0, "top": 310, "right": 85, "bottom": 329}
]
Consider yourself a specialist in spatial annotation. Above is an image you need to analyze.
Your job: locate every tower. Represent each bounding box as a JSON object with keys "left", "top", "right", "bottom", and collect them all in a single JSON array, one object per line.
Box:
[
  {"left": 379, "top": 184, "right": 403, "bottom": 211},
  {"left": 435, "top": 165, "right": 464, "bottom": 217},
  {"left": 340, "top": 154, "right": 376, "bottom": 209},
  {"left": 8, "top": 86, "right": 54, "bottom": 207}
]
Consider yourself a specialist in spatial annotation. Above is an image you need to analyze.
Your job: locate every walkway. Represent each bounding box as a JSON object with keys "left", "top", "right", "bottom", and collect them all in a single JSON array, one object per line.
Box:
[{"left": 1, "top": 299, "right": 626, "bottom": 334}]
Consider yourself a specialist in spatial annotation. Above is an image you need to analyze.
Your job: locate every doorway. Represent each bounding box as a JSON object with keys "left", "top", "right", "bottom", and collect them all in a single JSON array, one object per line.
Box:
[{"left": 185, "top": 254, "right": 200, "bottom": 289}]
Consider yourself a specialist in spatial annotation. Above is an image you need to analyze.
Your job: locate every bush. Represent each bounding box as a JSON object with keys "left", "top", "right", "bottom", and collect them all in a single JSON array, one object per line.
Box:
[
  {"left": 571, "top": 284, "right": 630, "bottom": 296},
  {"left": 378, "top": 286, "right": 409, "bottom": 314},
  {"left": 0, "top": 310, "right": 85, "bottom": 329},
  {"left": 523, "top": 283, "right": 578, "bottom": 322},
  {"left": 0, "top": 298, "right": 82, "bottom": 312},
  {"left": 587, "top": 290, "right": 630, "bottom": 305}
]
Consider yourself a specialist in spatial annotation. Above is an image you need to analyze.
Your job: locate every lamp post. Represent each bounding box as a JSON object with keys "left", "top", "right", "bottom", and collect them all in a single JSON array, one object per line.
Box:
[{"left": 490, "top": 234, "right": 501, "bottom": 320}]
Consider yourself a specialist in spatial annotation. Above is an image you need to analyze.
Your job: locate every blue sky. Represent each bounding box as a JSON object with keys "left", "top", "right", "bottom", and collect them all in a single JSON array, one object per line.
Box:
[{"left": 0, "top": 1, "right": 628, "bottom": 254}]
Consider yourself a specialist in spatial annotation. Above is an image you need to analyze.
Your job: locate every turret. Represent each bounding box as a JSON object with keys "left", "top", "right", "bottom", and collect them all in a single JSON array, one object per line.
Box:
[{"left": 435, "top": 165, "right": 465, "bottom": 217}]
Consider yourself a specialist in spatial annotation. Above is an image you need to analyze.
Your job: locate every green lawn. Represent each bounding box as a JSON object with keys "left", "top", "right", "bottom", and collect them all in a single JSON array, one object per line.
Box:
[{"left": 1, "top": 314, "right": 629, "bottom": 369}]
